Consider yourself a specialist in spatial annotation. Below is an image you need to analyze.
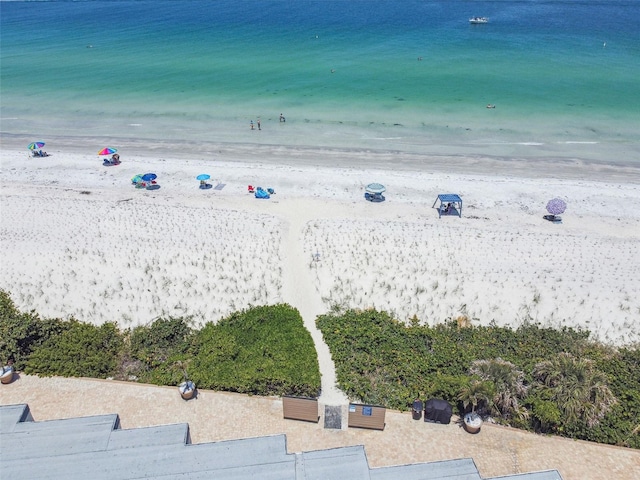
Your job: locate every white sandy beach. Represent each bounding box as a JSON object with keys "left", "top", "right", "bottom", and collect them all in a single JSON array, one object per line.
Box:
[{"left": 1, "top": 135, "right": 640, "bottom": 402}]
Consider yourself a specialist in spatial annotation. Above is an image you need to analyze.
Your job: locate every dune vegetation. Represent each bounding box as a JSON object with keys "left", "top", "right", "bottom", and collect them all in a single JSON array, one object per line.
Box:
[
  {"left": 0, "top": 291, "right": 320, "bottom": 398},
  {"left": 1, "top": 290, "right": 638, "bottom": 448},
  {"left": 316, "top": 309, "right": 639, "bottom": 449}
]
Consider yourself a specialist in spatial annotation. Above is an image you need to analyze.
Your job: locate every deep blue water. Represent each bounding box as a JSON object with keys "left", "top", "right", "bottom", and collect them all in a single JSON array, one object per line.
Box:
[{"left": 1, "top": 0, "right": 639, "bottom": 161}]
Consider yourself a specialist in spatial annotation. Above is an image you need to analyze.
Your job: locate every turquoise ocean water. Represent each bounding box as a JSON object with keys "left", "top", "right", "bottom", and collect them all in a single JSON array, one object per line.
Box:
[{"left": 1, "top": 0, "right": 639, "bottom": 164}]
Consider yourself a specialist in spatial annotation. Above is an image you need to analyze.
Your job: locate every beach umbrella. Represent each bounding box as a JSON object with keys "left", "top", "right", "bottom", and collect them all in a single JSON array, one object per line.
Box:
[
  {"left": 546, "top": 198, "right": 567, "bottom": 216},
  {"left": 366, "top": 183, "right": 386, "bottom": 194},
  {"left": 196, "top": 174, "right": 210, "bottom": 181},
  {"left": 28, "top": 142, "right": 45, "bottom": 150},
  {"left": 141, "top": 173, "right": 157, "bottom": 182},
  {"left": 98, "top": 147, "right": 117, "bottom": 156}
]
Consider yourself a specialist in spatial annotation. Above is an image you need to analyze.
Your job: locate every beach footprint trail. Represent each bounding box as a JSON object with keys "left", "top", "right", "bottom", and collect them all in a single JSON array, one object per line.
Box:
[{"left": 279, "top": 205, "right": 348, "bottom": 406}]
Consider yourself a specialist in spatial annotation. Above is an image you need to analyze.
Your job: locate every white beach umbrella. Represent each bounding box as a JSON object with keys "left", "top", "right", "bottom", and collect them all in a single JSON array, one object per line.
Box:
[{"left": 365, "top": 183, "right": 386, "bottom": 194}]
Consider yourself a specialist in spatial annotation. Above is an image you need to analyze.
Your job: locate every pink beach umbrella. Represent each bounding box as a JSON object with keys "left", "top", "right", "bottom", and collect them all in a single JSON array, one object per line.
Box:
[{"left": 98, "top": 147, "right": 117, "bottom": 156}]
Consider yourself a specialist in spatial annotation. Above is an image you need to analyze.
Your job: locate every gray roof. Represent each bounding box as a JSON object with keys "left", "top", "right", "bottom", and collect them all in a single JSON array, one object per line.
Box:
[
  {"left": 370, "top": 458, "right": 482, "bottom": 480},
  {"left": 0, "top": 403, "right": 563, "bottom": 480},
  {"left": 486, "top": 472, "right": 563, "bottom": 480},
  {"left": 297, "top": 445, "right": 371, "bottom": 480},
  {"left": 0, "top": 402, "right": 33, "bottom": 431}
]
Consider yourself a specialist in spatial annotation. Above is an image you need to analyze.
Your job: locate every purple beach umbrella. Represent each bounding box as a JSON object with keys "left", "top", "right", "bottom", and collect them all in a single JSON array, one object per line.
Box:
[{"left": 546, "top": 198, "right": 567, "bottom": 216}]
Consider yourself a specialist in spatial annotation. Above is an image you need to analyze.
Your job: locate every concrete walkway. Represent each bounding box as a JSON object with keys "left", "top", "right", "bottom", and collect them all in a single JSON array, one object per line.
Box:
[{"left": 1, "top": 375, "right": 638, "bottom": 480}]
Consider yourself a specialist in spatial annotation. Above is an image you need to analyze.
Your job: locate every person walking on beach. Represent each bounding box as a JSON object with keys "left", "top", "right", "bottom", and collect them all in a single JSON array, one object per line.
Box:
[
  {"left": 250, "top": 120, "right": 255, "bottom": 130},
  {"left": 257, "top": 118, "right": 261, "bottom": 130}
]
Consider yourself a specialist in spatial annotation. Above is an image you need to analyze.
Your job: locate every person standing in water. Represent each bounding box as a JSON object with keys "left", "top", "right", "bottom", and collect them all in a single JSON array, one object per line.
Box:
[
  {"left": 250, "top": 120, "right": 255, "bottom": 130},
  {"left": 257, "top": 118, "right": 261, "bottom": 130}
]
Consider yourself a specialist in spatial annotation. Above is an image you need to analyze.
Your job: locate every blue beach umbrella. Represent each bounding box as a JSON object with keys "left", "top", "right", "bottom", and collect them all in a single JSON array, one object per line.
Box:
[
  {"left": 141, "top": 173, "right": 157, "bottom": 182},
  {"left": 196, "top": 174, "right": 210, "bottom": 181},
  {"left": 28, "top": 142, "right": 45, "bottom": 150}
]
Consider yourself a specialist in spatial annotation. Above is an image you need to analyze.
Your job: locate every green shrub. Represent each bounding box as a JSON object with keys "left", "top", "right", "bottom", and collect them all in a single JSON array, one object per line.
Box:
[
  {"left": 25, "top": 320, "right": 123, "bottom": 378},
  {"left": 130, "top": 317, "right": 192, "bottom": 364},
  {"left": 127, "top": 317, "right": 194, "bottom": 383},
  {"left": 189, "top": 305, "right": 320, "bottom": 397},
  {"left": 0, "top": 290, "right": 67, "bottom": 370},
  {"left": 529, "top": 396, "right": 562, "bottom": 433}
]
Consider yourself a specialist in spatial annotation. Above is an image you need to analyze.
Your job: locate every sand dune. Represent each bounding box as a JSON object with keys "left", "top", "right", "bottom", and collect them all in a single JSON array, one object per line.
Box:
[
  {"left": 1, "top": 141, "right": 640, "bottom": 401},
  {"left": 305, "top": 217, "right": 640, "bottom": 344},
  {"left": 1, "top": 193, "right": 283, "bottom": 326}
]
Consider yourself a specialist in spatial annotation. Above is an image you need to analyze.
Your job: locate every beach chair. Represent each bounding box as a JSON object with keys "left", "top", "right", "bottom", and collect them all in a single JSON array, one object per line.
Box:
[
  {"left": 543, "top": 215, "right": 562, "bottom": 223},
  {"left": 365, "top": 192, "right": 385, "bottom": 202},
  {"left": 255, "top": 187, "right": 270, "bottom": 199}
]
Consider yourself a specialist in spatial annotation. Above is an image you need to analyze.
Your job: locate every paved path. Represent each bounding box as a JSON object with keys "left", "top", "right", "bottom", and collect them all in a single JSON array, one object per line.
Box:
[{"left": 2, "top": 375, "right": 638, "bottom": 480}]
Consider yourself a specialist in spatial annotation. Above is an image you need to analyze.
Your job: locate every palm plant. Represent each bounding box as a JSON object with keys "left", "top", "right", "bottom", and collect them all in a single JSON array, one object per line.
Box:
[
  {"left": 470, "top": 358, "right": 529, "bottom": 422},
  {"left": 458, "top": 379, "right": 494, "bottom": 415},
  {"left": 533, "top": 352, "right": 617, "bottom": 428}
]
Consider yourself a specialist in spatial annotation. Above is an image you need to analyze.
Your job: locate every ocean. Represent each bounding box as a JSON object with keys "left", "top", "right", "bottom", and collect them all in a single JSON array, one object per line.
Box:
[{"left": 1, "top": 0, "right": 639, "bottom": 164}]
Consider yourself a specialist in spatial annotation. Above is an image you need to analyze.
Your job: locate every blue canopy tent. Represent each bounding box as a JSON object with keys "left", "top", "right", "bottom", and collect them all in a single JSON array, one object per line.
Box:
[{"left": 433, "top": 194, "right": 462, "bottom": 218}]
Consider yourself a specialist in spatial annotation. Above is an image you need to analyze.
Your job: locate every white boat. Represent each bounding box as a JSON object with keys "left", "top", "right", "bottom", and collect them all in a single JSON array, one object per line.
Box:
[
  {"left": 469, "top": 17, "right": 489, "bottom": 24},
  {"left": 1, "top": 365, "right": 15, "bottom": 384}
]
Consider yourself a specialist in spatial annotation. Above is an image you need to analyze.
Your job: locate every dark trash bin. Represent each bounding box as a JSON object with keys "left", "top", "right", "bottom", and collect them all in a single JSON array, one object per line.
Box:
[{"left": 412, "top": 399, "right": 423, "bottom": 420}]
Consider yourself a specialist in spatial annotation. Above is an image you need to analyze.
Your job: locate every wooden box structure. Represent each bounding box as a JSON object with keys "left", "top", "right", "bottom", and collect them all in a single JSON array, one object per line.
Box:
[
  {"left": 347, "top": 403, "right": 386, "bottom": 431},
  {"left": 282, "top": 396, "right": 319, "bottom": 423}
]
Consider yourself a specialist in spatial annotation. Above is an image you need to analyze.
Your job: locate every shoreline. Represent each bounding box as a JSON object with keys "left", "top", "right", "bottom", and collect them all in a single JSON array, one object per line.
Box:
[{"left": 2, "top": 131, "right": 640, "bottom": 184}]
